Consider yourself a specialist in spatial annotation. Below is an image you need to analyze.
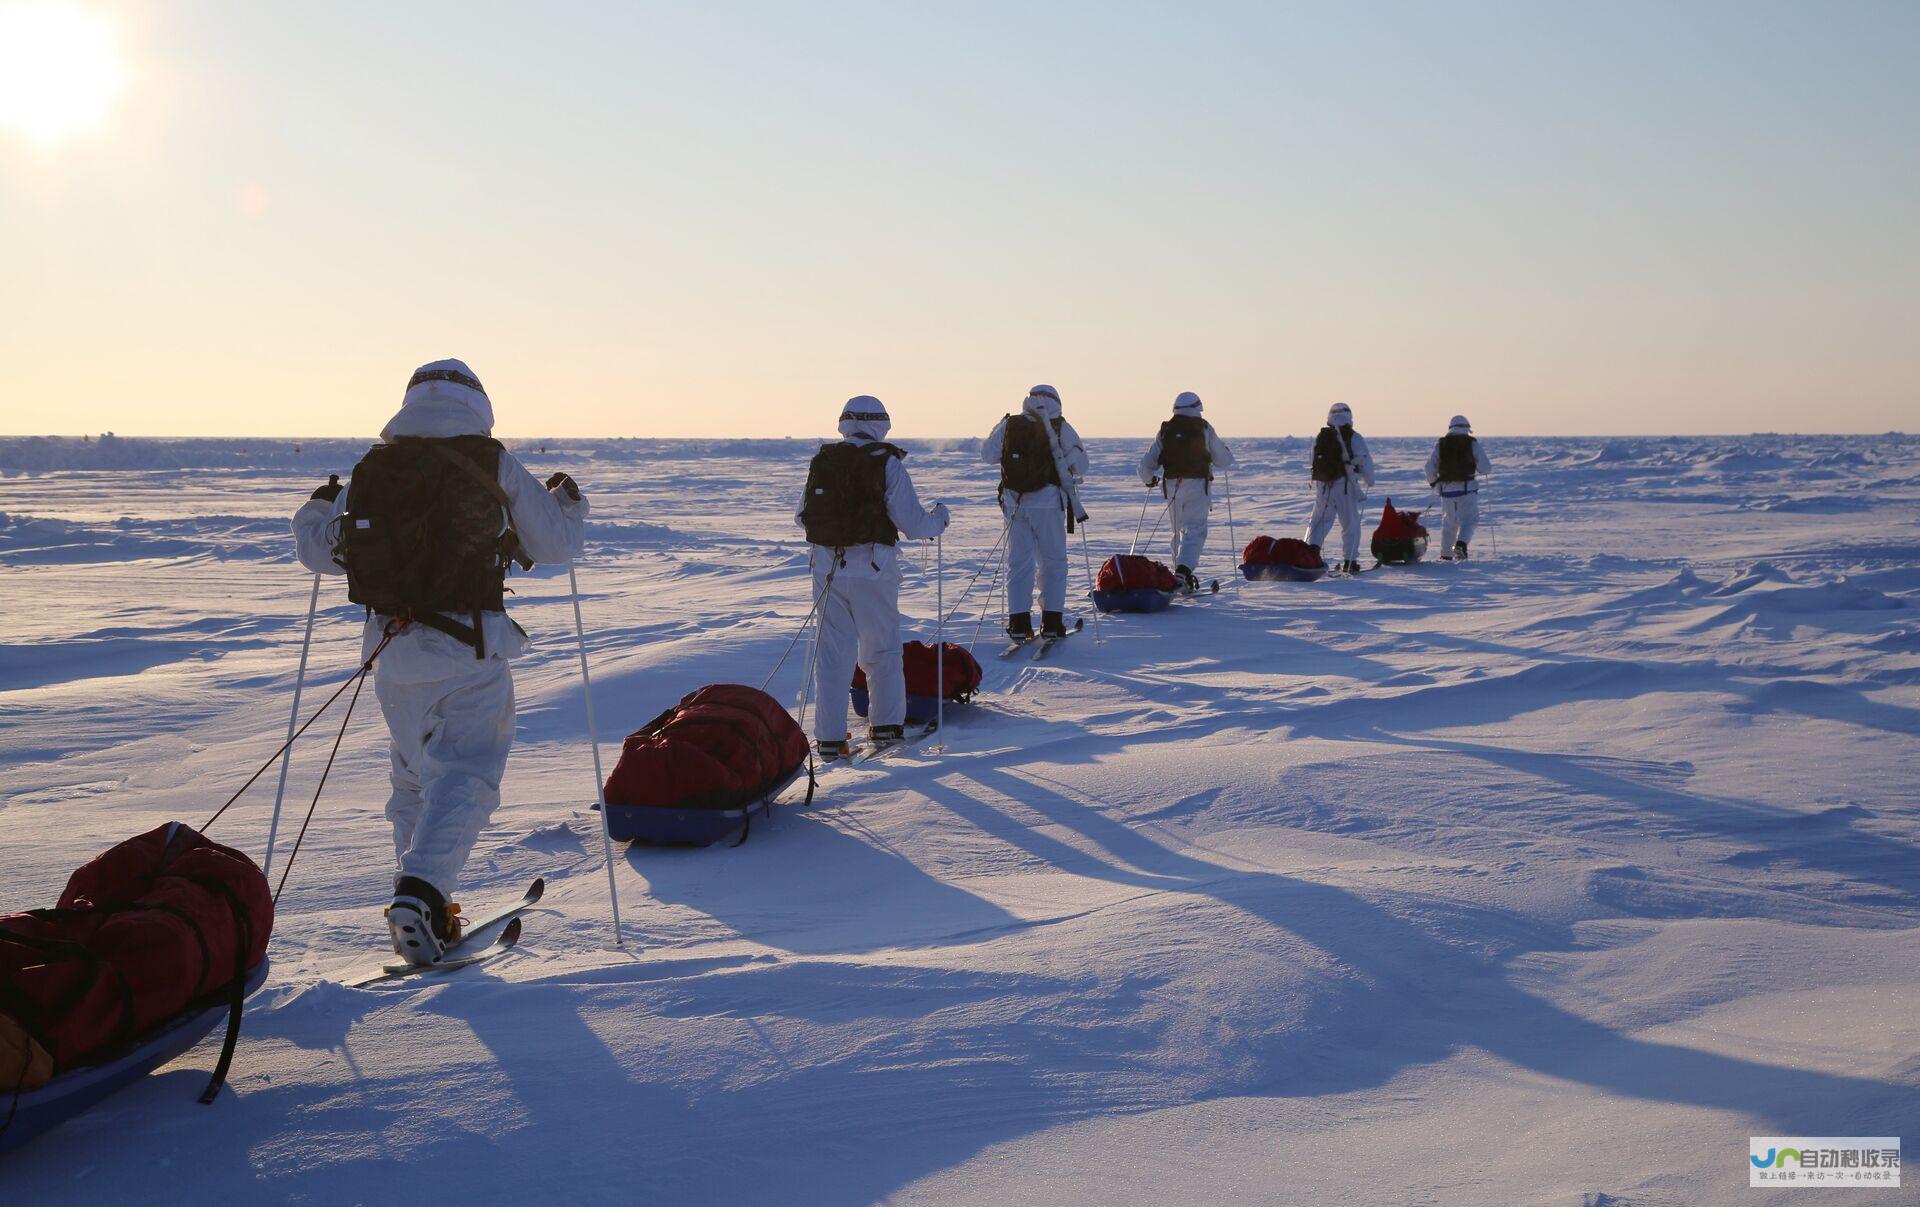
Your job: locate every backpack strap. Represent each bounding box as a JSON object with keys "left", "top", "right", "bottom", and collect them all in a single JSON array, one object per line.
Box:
[
  {"left": 420, "top": 442, "right": 531, "bottom": 572},
  {"left": 422, "top": 441, "right": 511, "bottom": 510}
]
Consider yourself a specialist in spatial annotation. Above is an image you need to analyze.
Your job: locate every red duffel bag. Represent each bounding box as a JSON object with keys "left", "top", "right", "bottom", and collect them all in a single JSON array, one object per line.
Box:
[
  {"left": 603, "top": 684, "right": 809, "bottom": 811},
  {"left": 1242, "top": 536, "right": 1324, "bottom": 568},
  {"left": 0, "top": 823, "right": 272, "bottom": 1090},
  {"left": 1096, "top": 555, "right": 1179, "bottom": 592},
  {"left": 854, "top": 641, "right": 982, "bottom": 702}
]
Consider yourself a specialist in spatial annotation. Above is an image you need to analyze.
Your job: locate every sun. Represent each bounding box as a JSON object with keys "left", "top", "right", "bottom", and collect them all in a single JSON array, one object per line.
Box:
[{"left": 0, "top": 1, "right": 123, "bottom": 143}]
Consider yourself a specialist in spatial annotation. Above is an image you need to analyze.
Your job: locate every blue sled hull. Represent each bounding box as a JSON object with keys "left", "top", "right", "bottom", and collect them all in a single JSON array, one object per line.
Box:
[
  {"left": 1091, "top": 587, "right": 1175, "bottom": 613},
  {"left": 851, "top": 688, "right": 960, "bottom": 726},
  {"left": 2, "top": 958, "right": 272, "bottom": 1154},
  {"left": 603, "top": 766, "right": 805, "bottom": 847},
  {"left": 1240, "top": 562, "right": 1328, "bottom": 582}
]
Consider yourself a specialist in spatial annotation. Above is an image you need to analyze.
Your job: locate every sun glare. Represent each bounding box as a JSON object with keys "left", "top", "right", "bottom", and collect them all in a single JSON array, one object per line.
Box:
[{"left": 0, "top": 1, "right": 122, "bottom": 143}]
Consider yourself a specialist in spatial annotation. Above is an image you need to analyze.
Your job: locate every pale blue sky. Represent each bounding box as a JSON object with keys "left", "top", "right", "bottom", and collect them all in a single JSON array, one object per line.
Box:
[{"left": 2, "top": 1, "right": 1915, "bottom": 436}]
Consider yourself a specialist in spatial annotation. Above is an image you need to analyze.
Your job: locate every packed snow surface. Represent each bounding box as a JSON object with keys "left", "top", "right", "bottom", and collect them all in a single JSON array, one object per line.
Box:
[{"left": 1, "top": 434, "right": 1916, "bottom": 1205}]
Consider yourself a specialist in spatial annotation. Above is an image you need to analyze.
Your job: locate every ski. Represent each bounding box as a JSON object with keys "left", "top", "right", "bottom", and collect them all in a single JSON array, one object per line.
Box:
[
  {"left": 998, "top": 636, "right": 1037, "bottom": 659},
  {"left": 350, "top": 917, "right": 525, "bottom": 986},
  {"left": 850, "top": 722, "right": 940, "bottom": 765},
  {"left": 347, "top": 876, "right": 544, "bottom": 987},
  {"left": 1178, "top": 579, "right": 1222, "bottom": 598},
  {"left": 1030, "top": 618, "right": 1085, "bottom": 661}
]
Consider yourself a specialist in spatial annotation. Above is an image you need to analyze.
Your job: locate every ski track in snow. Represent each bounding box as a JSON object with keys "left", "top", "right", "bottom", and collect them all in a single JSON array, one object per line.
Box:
[{"left": 1, "top": 434, "right": 1917, "bottom": 1205}]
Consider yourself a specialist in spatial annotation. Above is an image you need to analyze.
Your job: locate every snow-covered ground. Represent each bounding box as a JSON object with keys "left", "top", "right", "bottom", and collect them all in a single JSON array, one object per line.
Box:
[{"left": 2, "top": 434, "right": 1916, "bottom": 1205}]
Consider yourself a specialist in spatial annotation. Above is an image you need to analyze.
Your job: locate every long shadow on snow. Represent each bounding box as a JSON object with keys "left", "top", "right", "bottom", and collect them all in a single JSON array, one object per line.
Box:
[
  {"left": 915, "top": 764, "right": 1918, "bottom": 1140},
  {"left": 631, "top": 809, "right": 1022, "bottom": 956}
]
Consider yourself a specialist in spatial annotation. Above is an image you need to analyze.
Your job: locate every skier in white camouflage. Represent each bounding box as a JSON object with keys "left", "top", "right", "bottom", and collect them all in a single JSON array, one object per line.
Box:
[
  {"left": 1137, "top": 391, "right": 1235, "bottom": 592},
  {"left": 1425, "top": 414, "right": 1491, "bottom": 560},
  {"left": 795, "top": 396, "right": 951, "bottom": 758},
  {"left": 291, "top": 359, "right": 586, "bottom": 964},
  {"left": 983, "top": 385, "right": 1090, "bottom": 638}
]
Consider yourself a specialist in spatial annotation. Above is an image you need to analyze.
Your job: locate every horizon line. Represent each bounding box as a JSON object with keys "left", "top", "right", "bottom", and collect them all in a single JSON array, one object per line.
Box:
[{"left": 4, "top": 430, "right": 1914, "bottom": 443}]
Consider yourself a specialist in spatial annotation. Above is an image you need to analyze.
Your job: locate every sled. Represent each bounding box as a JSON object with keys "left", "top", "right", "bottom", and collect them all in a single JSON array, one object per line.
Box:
[
  {"left": 850, "top": 687, "right": 972, "bottom": 726},
  {"left": 602, "top": 765, "right": 806, "bottom": 847},
  {"left": 1240, "top": 561, "right": 1329, "bottom": 583},
  {"left": 1369, "top": 499, "right": 1429, "bottom": 566},
  {"left": 850, "top": 642, "right": 982, "bottom": 728},
  {"left": 601, "top": 684, "right": 811, "bottom": 847},
  {"left": 1, "top": 958, "right": 272, "bottom": 1154},
  {"left": 1370, "top": 538, "right": 1428, "bottom": 566},
  {"left": 1238, "top": 536, "right": 1328, "bottom": 583},
  {"left": 1090, "top": 586, "right": 1176, "bottom": 613}
]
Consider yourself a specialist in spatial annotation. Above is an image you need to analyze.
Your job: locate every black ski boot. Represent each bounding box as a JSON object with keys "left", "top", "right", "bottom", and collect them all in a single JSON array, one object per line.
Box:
[
  {"left": 387, "top": 875, "right": 463, "bottom": 966},
  {"left": 868, "top": 723, "right": 905, "bottom": 748},
  {"left": 1454, "top": 541, "right": 1468, "bottom": 560},
  {"left": 1176, "top": 564, "right": 1199, "bottom": 594},
  {"left": 1041, "top": 610, "right": 1068, "bottom": 638},
  {"left": 817, "top": 737, "right": 852, "bottom": 760},
  {"left": 1006, "top": 612, "right": 1034, "bottom": 639}
]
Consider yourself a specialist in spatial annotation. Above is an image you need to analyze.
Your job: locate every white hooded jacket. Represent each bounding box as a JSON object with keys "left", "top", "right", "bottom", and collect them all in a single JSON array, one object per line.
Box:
[
  {"left": 982, "top": 390, "right": 1091, "bottom": 506},
  {"left": 291, "top": 361, "right": 588, "bottom": 680},
  {"left": 1322, "top": 407, "right": 1377, "bottom": 492},
  {"left": 792, "top": 401, "right": 947, "bottom": 580},
  {"left": 1138, "top": 394, "right": 1235, "bottom": 485},
  {"left": 1424, "top": 418, "right": 1492, "bottom": 492}
]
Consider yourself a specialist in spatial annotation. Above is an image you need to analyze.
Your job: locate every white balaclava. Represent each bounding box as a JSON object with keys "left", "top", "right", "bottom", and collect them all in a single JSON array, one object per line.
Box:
[
  {"left": 384, "top": 358, "right": 495, "bottom": 440},
  {"left": 1024, "top": 384, "right": 1062, "bottom": 422},
  {"left": 838, "top": 395, "right": 892, "bottom": 441},
  {"left": 1448, "top": 414, "right": 1472, "bottom": 434},
  {"left": 1173, "top": 391, "right": 1203, "bottom": 415},
  {"left": 1328, "top": 402, "right": 1353, "bottom": 428}
]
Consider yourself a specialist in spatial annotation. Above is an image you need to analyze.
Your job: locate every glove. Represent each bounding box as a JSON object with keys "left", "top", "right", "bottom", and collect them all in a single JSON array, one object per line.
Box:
[
  {"left": 545, "top": 471, "right": 581, "bottom": 501},
  {"left": 931, "top": 501, "right": 951, "bottom": 529},
  {"left": 310, "top": 474, "right": 342, "bottom": 503},
  {"left": 1145, "top": 475, "right": 1160, "bottom": 489}
]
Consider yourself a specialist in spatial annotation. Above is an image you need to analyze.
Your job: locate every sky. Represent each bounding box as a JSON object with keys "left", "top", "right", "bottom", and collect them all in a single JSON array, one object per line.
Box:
[{"left": 1, "top": 1, "right": 1915, "bottom": 439}]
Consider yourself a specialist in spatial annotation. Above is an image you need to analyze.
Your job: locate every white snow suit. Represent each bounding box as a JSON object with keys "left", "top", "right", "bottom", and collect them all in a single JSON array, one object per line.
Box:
[
  {"left": 1304, "top": 418, "right": 1376, "bottom": 563},
  {"left": 1138, "top": 409, "right": 1234, "bottom": 572},
  {"left": 1424, "top": 422, "right": 1492, "bottom": 552},
  {"left": 291, "top": 361, "right": 587, "bottom": 898},
  {"left": 794, "top": 401, "right": 948, "bottom": 743},
  {"left": 983, "top": 393, "right": 1090, "bottom": 616}
]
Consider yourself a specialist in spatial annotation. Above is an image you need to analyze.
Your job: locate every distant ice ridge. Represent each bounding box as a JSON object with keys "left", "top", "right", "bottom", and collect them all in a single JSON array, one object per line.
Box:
[{"left": 5, "top": 433, "right": 1913, "bottom": 474}]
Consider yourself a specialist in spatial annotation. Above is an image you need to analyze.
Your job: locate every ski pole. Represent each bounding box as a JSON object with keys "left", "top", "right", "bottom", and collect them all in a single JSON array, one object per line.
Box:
[
  {"left": 263, "top": 571, "right": 321, "bottom": 876},
  {"left": 1222, "top": 470, "right": 1238, "bottom": 578},
  {"left": 567, "top": 562, "right": 624, "bottom": 948},
  {"left": 1076, "top": 522, "right": 1105, "bottom": 645},
  {"left": 934, "top": 531, "right": 944, "bottom": 738}
]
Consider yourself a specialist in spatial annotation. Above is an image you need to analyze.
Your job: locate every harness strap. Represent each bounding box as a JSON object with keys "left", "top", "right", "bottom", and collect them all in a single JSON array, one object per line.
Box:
[
  {"left": 157, "top": 870, "right": 255, "bottom": 1106},
  {"left": 402, "top": 609, "right": 484, "bottom": 652}
]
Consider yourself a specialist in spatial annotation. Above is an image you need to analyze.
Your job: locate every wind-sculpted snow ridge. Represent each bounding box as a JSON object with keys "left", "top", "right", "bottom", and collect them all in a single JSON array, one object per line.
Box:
[
  {"left": 0, "top": 435, "right": 1916, "bottom": 1203},
  {"left": 0, "top": 511, "right": 297, "bottom": 564},
  {"left": 580, "top": 518, "right": 688, "bottom": 550}
]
